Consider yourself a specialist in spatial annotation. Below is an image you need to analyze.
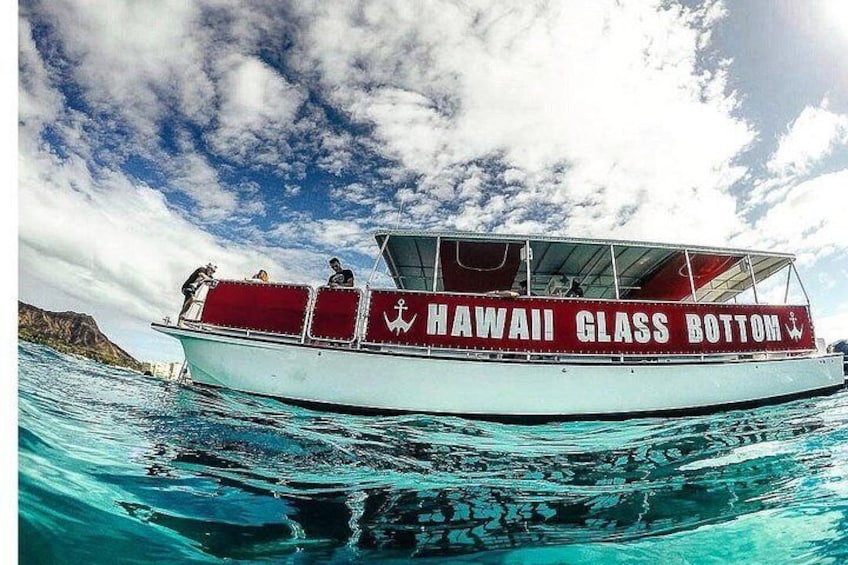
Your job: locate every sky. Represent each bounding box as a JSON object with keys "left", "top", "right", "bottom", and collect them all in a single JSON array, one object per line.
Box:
[{"left": 16, "top": 0, "right": 848, "bottom": 362}]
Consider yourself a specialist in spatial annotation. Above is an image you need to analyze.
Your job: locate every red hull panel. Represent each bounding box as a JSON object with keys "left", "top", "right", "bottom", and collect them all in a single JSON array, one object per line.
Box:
[
  {"left": 308, "top": 287, "right": 361, "bottom": 342},
  {"left": 201, "top": 281, "right": 311, "bottom": 336}
]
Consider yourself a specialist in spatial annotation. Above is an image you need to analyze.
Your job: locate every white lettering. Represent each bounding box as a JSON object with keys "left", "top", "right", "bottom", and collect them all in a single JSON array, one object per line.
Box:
[
  {"left": 653, "top": 313, "right": 669, "bottom": 343},
  {"left": 474, "top": 307, "right": 507, "bottom": 339},
  {"left": 451, "top": 306, "right": 473, "bottom": 337},
  {"left": 686, "top": 313, "right": 703, "bottom": 343},
  {"left": 704, "top": 314, "right": 720, "bottom": 343},
  {"left": 576, "top": 311, "right": 594, "bottom": 343},
  {"left": 764, "top": 315, "right": 780, "bottom": 341},
  {"left": 427, "top": 304, "right": 448, "bottom": 335},
  {"left": 734, "top": 315, "right": 748, "bottom": 343},
  {"left": 719, "top": 314, "right": 734, "bottom": 342},
  {"left": 614, "top": 312, "right": 633, "bottom": 343},
  {"left": 544, "top": 309, "right": 554, "bottom": 341},
  {"left": 508, "top": 308, "right": 530, "bottom": 340},
  {"left": 531, "top": 309, "right": 542, "bottom": 341},
  {"left": 596, "top": 312, "right": 612, "bottom": 343},
  {"left": 751, "top": 314, "right": 765, "bottom": 342},
  {"left": 633, "top": 312, "right": 651, "bottom": 343}
]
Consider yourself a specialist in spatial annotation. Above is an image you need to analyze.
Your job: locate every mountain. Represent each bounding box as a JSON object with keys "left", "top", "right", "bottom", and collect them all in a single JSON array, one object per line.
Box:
[{"left": 18, "top": 301, "right": 142, "bottom": 371}]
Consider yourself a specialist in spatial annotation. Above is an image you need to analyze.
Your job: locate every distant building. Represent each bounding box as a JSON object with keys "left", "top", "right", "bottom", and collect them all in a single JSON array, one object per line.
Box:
[{"left": 141, "top": 361, "right": 189, "bottom": 382}]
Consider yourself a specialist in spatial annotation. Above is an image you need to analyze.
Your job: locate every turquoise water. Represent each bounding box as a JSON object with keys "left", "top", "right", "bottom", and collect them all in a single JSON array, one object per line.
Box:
[{"left": 18, "top": 340, "right": 848, "bottom": 564}]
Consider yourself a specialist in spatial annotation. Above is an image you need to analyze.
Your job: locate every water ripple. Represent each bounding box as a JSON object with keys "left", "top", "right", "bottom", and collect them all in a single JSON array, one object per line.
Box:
[{"left": 18, "top": 340, "right": 848, "bottom": 563}]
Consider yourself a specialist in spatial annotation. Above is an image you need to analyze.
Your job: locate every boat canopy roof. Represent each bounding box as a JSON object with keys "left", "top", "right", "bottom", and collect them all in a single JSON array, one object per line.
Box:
[{"left": 373, "top": 230, "right": 796, "bottom": 303}]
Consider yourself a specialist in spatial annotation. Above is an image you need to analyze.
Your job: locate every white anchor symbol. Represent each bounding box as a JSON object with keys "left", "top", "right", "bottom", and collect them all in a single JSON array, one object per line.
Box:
[
  {"left": 785, "top": 311, "right": 804, "bottom": 341},
  {"left": 383, "top": 298, "right": 417, "bottom": 335}
]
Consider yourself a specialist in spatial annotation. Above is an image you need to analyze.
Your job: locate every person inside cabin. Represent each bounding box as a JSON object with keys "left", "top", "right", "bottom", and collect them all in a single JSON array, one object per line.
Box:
[
  {"left": 327, "top": 257, "right": 355, "bottom": 288},
  {"left": 178, "top": 263, "right": 217, "bottom": 322},
  {"left": 545, "top": 275, "right": 565, "bottom": 296},
  {"left": 518, "top": 280, "right": 537, "bottom": 297},
  {"left": 564, "top": 278, "right": 584, "bottom": 298},
  {"left": 251, "top": 269, "right": 269, "bottom": 282}
]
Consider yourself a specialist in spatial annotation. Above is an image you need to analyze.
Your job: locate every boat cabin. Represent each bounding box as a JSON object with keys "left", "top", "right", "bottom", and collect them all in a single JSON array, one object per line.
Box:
[{"left": 371, "top": 231, "right": 801, "bottom": 303}]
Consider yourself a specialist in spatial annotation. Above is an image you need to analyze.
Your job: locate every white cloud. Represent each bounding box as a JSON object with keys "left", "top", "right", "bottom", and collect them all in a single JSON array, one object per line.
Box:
[
  {"left": 816, "top": 305, "right": 848, "bottom": 344},
  {"left": 208, "top": 54, "right": 306, "bottom": 167},
  {"left": 741, "top": 169, "right": 848, "bottom": 261},
  {"left": 294, "top": 0, "right": 753, "bottom": 243},
  {"left": 18, "top": 17, "right": 63, "bottom": 134},
  {"left": 767, "top": 100, "right": 848, "bottom": 177},
  {"left": 33, "top": 0, "right": 216, "bottom": 138}
]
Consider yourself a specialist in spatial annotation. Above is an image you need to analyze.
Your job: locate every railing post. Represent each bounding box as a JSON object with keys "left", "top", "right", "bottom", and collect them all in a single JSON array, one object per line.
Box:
[
  {"left": 368, "top": 234, "right": 391, "bottom": 287},
  {"left": 610, "top": 244, "right": 620, "bottom": 299},
  {"left": 684, "top": 249, "right": 697, "bottom": 303},
  {"left": 783, "top": 263, "right": 792, "bottom": 304},
  {"left": 432, "top": 236, "right": 441, "bottom": 292},
  {"left": 746, "top": 254, "right": 759, "bottom": 304},
  {"left": 791, "top": 261, "right": 810, "bottom": 305}
]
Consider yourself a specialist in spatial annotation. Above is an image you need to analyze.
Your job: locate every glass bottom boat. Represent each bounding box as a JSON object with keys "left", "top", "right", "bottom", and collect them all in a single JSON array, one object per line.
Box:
[{"left": 153, "top": 231, "right": 844, "bottom": 420}]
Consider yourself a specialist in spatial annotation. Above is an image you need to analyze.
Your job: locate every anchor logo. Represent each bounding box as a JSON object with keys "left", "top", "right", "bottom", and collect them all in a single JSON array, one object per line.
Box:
[
  {"left": 785, "top": 311, "right": 804, "bottom": 341},
  {"left": 383, "top": 298, "right": 417, "bottom": 335}
]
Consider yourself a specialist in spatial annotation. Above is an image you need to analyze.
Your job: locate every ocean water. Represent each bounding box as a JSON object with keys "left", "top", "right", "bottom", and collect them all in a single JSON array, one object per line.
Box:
[{"left": 18, "top": 339, "right": 848, "bottom": 564}]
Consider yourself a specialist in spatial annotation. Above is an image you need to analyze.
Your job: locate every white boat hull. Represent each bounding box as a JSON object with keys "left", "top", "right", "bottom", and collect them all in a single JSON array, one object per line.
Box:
[{"left": 155, "top": 325, "right": 845, "bottom": 419}]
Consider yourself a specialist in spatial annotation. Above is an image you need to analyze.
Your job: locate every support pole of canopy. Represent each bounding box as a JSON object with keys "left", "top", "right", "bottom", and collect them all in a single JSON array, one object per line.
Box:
[
  {"left": 791, "top": 261, "right": 810, "bottom": 305},
  {"left": 525, "top": 239, "right": 532, "bottom": 296},
  {"left": 783, "top": 263, "right": 792, "bottom": 304},
  {"left": 432, "top": 236, "right": 441, "bottom": 292},
  {"left": 367, "top": 234, "right": 391, "bottom": 287},
  {"left": 610, "top": 244, "right": 620, "bottom": 299},
  {"left": 684, "top": 249, "right": 698, "bottom": 303},
  {"left": 746, "top": 254, "right": 759, "bottom": 304}
]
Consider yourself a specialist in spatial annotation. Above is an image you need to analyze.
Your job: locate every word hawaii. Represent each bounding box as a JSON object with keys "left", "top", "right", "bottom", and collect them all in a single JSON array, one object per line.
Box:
[{"left": 426, "top": 304, "right": 554, "bottom": 341}]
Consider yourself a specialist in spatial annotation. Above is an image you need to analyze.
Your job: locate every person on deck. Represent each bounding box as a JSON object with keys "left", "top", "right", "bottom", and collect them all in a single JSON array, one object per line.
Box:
[
  {"left": 564, "top": 278, "right": 584, "bottom": 298},
  {"left": 178, "top": 263, "right": 217, "bottom": 322},
  {"left": 251, "top": 269, "right": 269, "bottom": 282},
  {"left": 518, "top": 280, "right": 537, "bottom": 296},
  {"left": 327, "top": 257, "right": 355, "bottom": 288}
]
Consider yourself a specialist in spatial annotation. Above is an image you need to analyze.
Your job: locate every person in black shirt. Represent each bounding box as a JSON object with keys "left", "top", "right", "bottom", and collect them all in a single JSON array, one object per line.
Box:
[
  {"left": 564, "top": 278, "right": 584, "bottom": 298},
  {"left": 327, "top": 257, "right": 354, "bottom": 288},
  {"left": 178, "top": 263, "right": 217, "bottom": 322}
]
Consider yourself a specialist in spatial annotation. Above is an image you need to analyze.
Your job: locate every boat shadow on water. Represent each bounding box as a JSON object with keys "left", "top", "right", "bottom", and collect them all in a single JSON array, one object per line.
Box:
[{"left": 114, "top": 383, "right": 848, "bottom": 562}]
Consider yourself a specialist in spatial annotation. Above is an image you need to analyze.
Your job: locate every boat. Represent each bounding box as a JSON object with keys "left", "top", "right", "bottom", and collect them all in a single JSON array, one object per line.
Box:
[{"left": 152, "top": 231, "right": 845, "bottom": 420}]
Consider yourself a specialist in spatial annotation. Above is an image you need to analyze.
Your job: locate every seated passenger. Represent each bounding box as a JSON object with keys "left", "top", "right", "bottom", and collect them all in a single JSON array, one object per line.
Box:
[
  {"left": 564, "top": 278, "right": 584, "bottom": 298},
  {"left": 545, "top": 275, "right": 565, "bottom": 296},
  {"left": 251, "top": 269, "right": 269, "bottom": 282}
]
